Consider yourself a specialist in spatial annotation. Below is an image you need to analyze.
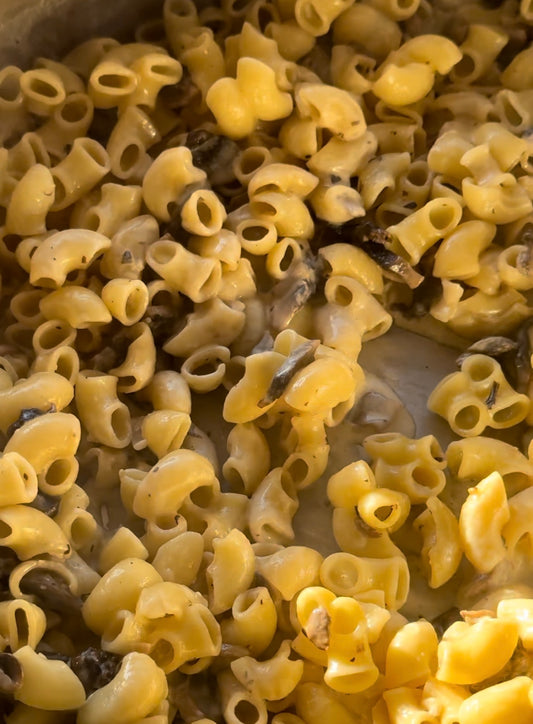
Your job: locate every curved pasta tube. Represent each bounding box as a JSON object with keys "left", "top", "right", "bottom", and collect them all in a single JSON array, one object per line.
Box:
[
  {"left": 128, "top": 52, "right": 182, "bottom": 109},
  {"left": 462, "top": 176, "right": 533, "bottom": 224},
  {"left": 142, "top": 146, "right": 206, "bottom": 221},
  {"left": 101, "top": 278, "right": 148, "bottom": 325},
  {"left": 77, "top": 652, "right": 167, "bottom": 724},
  {"left": 356, "top": 488, "right": 411, "bottom": 534},
  {"left": 503, "top": 487, "right": 533, "bottom": 556},
  {"left": 144, "top": 370, "right": 191, "bottom": 414},
  {"left": 20, "top": 68, "right": 66, "bottom": 115},
  {"left": 32, "top": 345, "right": 80, "bottom": 384},
  {"left": 51, "top": 137, "right": 110, "bottom": 211},
  {"left": 88, "top": 60, "right": 138, "bottom": 109},
  {"left": 223, "top": 350, "right": 286, "bottom": 423},
  {"left": 9, "top": 558, "right": 79, "bottom": 604},
  {"left": 459, "top": 471, "right": 509, "bottom": 574},
  {"left": 295, "top": 682, "right": 360, "bottom": 724},
  {"left": 0, "top": 599, "right": 46, "bottom": 651},
  {"left": 458, "top": 676, "right": 533, "bottom": 724},
  {"left": 231, "top": 639, "right": 303, "bottom": 701},
  {"left": 436, "top": 616, "right": 519, "bottom": 685},
  {"left": 0, "top": 372, "right": 73, "bottom": 433},
  {"left": 385, "top": 620, "right": 438, "bottom": 688},
  {"left": 82, "top": 558, "right": 163, "bottom": 635},
  {"left": 151, "top": 531, "right": 203, "bottom": 586},
  {"left": 220, "top": 586, "right": 277, "bottom": 656},
  {"left": 318, "top": 243, "right": 384, "bottom": 295},
  {"left": 0, "top": 505, "right": 70, "bottom": 559},
  {"left": 36, "top": 90, "right": 93, "bottom": 158},
  {"left": 218, "top": 670, "right": 268, "bottom": 724},
  {"left": 181, "top": 189, "right": 227, "bottom": 236},
  {"left": 248, "top": 162, "right": 318, "bottom": 199},
  {"left": 6, "top": 165, "right": 55, "bottom": 236},
  {"left": 388, "top": 197, "right": 463, "bottom": 265},
  {"left": 222, "top": 422, "right": 270, "bottom": 495},
  {"left": 75, "top": 371, "right": 131, "bottom": 448},
  {"left": 0, "top": 452, "right": 38, "bottom": 506},
  {"left": 413, "top": 496, "right": 462, "bottom": 588},
  {"left": 72, "top": 182, "right": 143, "bottom": 239},
  {"left": 14, "top": 646, "right": 86, "bottom": 711},
  {"left": 99, "top": 527, "right": 149, "bottom": 574},
  {"left": 132, "top": 449, "right": 219, "bottom": 522},
  {"left": 248, "top": 467, "right": 298, "bottom": 544},
  {"left": 142, "top": 410, "right": 191, "bottom": 458},
  {"left": 180, "top": 344, "right": 230, "bottom": 393},
  {"left": 373, "top": 62, "right": 434, "bottom": 106},
  {"left": 109, "top": 322, "right": 156, "bottom": 392},
  {"left": 433, "top": 220, "right": 496, "bottom": 280},
  {"left": 206, "top": 529, "right": 255, "bottom": 614},
  {"left": 254, "top": 545, "right": 323, "bottom": 600},
  {"left": 5, "top": 412, "right": 80, "bottom": 494},
  {"left": 206, "top": 57, "right": 293, "bottom": 140},
  {"left": 146, "top": 238, "right": 221, "bottom": 302},
  {"left": 39, "top": 286, "right": 112, "bottom": 328}
]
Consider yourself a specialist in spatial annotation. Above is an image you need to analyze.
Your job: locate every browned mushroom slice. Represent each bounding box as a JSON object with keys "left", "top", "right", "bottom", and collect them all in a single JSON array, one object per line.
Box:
[
  {"left": 431, "top": 607, "right": 462, "bottom": 638},
  {"left": 19, "top": 569, "right": 82, "bottom": 614},
  {"left": 269, "top": 255, "right": 319, "bottom": 331},
  {"left": 259, "top": 339, "right": 320, "bottom": 407},
  {"left": 185, "top": 129, "right": 239, "bottom": 186},
  {"left": 0, "top": 653, "right": 22, "bottom": 698},
  {"left": 456, "top": 336, "right": 520, "bottom": 371},
  {"left": 168, "top": 670, "right": 223, "bottom": 723},
  {"left": 29, "top": 492, "right": 60, "bottom": 517},
  {"left": 362, "top": 240, "right": 424, "bottom": 289},
  {"left": 158, "top": 69, "right": 200, "bottom": 111},
  {"left": 7, "top": 407, "right": 48, "bottom": 437},
  {"left": 70, "top": 647, "right": 122, "bottom": 695}
]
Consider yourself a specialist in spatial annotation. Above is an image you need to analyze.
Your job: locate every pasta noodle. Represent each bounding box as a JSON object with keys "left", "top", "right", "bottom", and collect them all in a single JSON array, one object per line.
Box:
[{"left": 0, "top": 1, "right": 532, "bottom": 721}]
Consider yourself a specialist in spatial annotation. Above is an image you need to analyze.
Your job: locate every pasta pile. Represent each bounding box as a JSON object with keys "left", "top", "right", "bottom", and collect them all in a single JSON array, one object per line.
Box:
[{"left": 1, "top": 0, "right": 533, "bottom": 721}]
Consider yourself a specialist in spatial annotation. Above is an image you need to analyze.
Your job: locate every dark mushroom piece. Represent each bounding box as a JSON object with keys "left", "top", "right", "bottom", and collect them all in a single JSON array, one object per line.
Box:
[
  {"left": 431, "top": 607, "right": 462, "bottom": 638},
  {"left": 169, "top": 670, "right": 223, "bottom": 723},
  {"left": 514, "top": 320, "right": 533, "bottom": 390},
  {"left": 184, "top": 129, "right": 239, "bottom": 187},
  {"left": 259, "top": 339, "right": 320, "bottom": 407},
  {"left": 362, "top": 240, "right": 424, "bottom": 289},
  {"left": 29, "top": 492, "right": 60, "bottom": 517},
  {"left": 19, "top": 569, "right": 83, "bottom": 615},
  {"left": 268, "top": 254, "right": 320, "bottom": 331},
  {"left": 0, "top": 547, "right": 19, "bottom": 601},
  {"left": 456, "top": 336, "right": 518, "bottom": 367},
  {"left": 70, "top": 647, "right": 122, "bottom": 696},
  {"left": 0, "top": 652, "right": 23, "bottom": 697},
  {"left": 7, "top": 407, "right": 49, "bottom": 437}
]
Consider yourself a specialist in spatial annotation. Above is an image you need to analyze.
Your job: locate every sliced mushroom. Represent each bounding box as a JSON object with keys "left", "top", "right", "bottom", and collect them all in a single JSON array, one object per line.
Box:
[
  {"left": 185, "top": 129, "right": 239, "bottom": 186},
  {"left": 19, "top": 569, "right": 82, "bottom": 614},
  {"left": 362, "top": 240, "right": 424, "bottom": 289},
  {"left": 259, "top": 339, "right": 319, "bottom": 407},
  {"left": 431, "top": 607, "right": 462, "bottom": 638},
  {"left": 29, "top": 492, "right": 60, "bottom": 517},
  {"left": 268, "top": 255, "right": 319, "bottom": 331},
  {"left": 0, "top": 653, "right": 23, "bottom": 698},
  {"left": 168, "top": 670, "right": 223, "bottom": 723},
  {"left": 158, "top": 69, "right": 200, "bottom": 111},
  {"left": 70, "top": 647, "right": 122, "bottom": 696},
  {"left": 7, "top": 407, "right": 49, "bottom": 437}
]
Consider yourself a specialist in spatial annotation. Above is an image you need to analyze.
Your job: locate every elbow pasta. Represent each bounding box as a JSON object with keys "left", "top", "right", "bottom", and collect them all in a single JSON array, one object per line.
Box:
[{"left": 1, "top": 1, "right": 533, "bottom": 721}]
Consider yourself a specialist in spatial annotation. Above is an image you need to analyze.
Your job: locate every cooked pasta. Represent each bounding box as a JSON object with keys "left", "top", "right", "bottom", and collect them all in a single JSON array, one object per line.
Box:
[{"left": 0, "top": 0, "right": 533, "bottom": 721}]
